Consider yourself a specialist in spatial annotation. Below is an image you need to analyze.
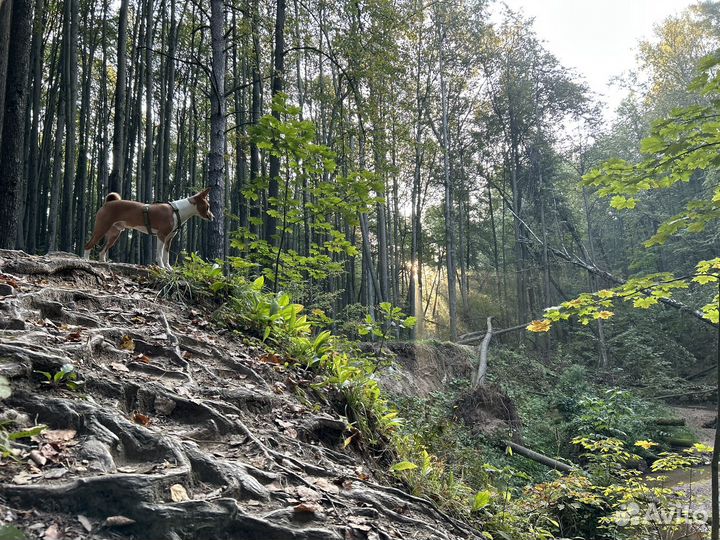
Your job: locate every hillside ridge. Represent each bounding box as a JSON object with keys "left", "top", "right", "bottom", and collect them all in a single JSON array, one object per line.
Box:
[{"left": 0, "top": 250, "right": 474, "bottom": 540}]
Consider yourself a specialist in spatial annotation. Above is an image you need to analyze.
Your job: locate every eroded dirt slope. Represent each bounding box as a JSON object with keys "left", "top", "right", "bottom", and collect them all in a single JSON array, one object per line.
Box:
[{"left": 0, "top": 250, "right": 476, "bottom": 540}]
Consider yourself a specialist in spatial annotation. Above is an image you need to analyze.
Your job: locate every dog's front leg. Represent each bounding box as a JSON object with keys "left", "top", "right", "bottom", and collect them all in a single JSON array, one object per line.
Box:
[
  {"left": 163, "top": 233, "right": 176, "bottom": 270},
  {"left": 156, "top": 237, "right": 167, "bottom": 269}
]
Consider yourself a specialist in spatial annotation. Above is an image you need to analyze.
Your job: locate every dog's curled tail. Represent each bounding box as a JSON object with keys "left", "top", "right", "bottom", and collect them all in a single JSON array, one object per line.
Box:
[{"left": 105, "top": 192, "right": 121, "bottom": 203}]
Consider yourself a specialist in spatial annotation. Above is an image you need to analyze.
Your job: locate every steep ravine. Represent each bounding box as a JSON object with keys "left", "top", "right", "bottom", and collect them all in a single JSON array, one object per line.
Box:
[{"left": 0, "top": 250, "right": 477, "bottom": 540}]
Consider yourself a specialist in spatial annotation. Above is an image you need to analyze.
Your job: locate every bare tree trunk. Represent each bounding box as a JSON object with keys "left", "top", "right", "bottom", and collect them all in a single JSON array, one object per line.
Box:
[
  {"left": 207, "top": 0, "right": 226, "bottom": 261},
  {"left": 60, "top": 0, "right": 78, "bottom": 252},
  {"left": 582, "top": 185, "right": 609, "bottom": 369},
  {"left": 487, "top": 183, "right": 502, "bottom": 304},
  {"left": 25, "top": 0, "right": 44, "bottom": 253},
  {"left": 74, "top": 18, "right": 96, "bottom": 255},
  {"left": 436, "top": 8, "right": 457, "bottom": 341},
  {"left": 472, "top": 317, "right": 493, "bottom": 388},
  {"left": 0, "top": 0, "right": 12, "bottom": 148},
  {"left": 249, "top": 0, "right": 262, "bottom": 238},
  {"left": 266, "top": 0, "right": 286, "bottom": 244},
  {"left": 108, "top": 0, "right": 128, "bottom": 195},
  {"left": 142, "top": 0, "right": 154, "bottom": 264},
  {"left": 538, "top": 160, "right": 550, "bottom": 361},
  {"left": 48, "top": 92, "right": 66, "bottom": 252},
  {"left": 0, "top": 0, "right": 32, "bottom": 248}
]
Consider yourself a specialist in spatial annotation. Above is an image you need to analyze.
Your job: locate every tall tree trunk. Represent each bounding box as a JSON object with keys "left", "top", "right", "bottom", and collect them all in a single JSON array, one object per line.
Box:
[
  {"left": 207, "top": 0, "right": 226, "bottom": 261},
  {"left": 538, "top": 158, "right": 551, "bottom": 361},
  {"left": 0, "top": 0, "right": 12, "bottom": 148},
  {"left": 48, "top": 92, "right": 66, "bottom": 252},
  {"left": 74, "top": 22, "right": 96, "bottom": 255},
  {"left": 97, "top": 0, "right": 110, "bottom": 208},
  {"left": 25, "top": 0, "right": 44, "bottom": 253},
  {"left": 60, "top": 0, "right": 78, "bottom": 252},
  {"left": 109, "top": 0, "right": 129, "bottom": 195},
  {"left": 0, "top": 0, "right": 32, "bottom": 248},
  {"left": 142, "top": 0, "right": 154, "bottom": 263},
  {"left": 582, "top": 185, "right": 609, "bottom": 369},
  {"left": 265, "top": 0, "right": 286, "bottom": 244},
  {"left": 0, "top": 0, "right": 32, "bottom": 249},
  {"left": 249, "top": 0, "right": 261, "bottom": 238},
  {"left": 436, "top": 8, "right": 457, "bottom": 340}
]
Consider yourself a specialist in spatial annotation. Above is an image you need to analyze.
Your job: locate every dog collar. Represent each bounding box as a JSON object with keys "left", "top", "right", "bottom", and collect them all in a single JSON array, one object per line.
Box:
[
  {"left": 168, "top": 201, "right": 183, "bottom": 233},
  {"left": 143, "top": 204, "right": 152, "bottom": 234}
]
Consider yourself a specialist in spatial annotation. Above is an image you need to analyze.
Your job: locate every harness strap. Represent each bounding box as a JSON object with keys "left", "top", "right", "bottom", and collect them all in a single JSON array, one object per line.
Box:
[
  {"left": 143, "top": 204, "right": 152, "bottom": 235},
  {"left": 168, "top": 201, "right": 183, "bottom": 233}
]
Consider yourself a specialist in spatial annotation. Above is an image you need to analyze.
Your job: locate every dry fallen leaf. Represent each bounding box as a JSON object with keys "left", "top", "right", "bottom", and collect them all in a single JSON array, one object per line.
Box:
[
  {"left": 132, "top": 412, "right": 151, "bottom": 426},
  {"left": 110, "top": 362, "right": 130, "bottom": 373},
  {"left": 12, "top": 471, "right": 32, "bottom": 485},
  {"left": 169, "top": 484, "right": 190, "bottom": 502},
  {"left": 296, "top": 485, "right": 321, "bottom": 502},
  {"left": 311, "top": 477, "right": 340, "bottom": 494},
  {"left": 43, "top": 467, "right": 68, "bottom": 479},
  {"left": 260, "top": 353, "right": 283, "bottom": 364},
  {"left": 119, "top": 335, "right": 135, "bottom": 351},
  {"left": 43, "top": 523, "right": 62, "bottom": 540},
  {"left": 29, "top": 450, "right": 47, "bottom": 467},
  {"left": 103, "top": 516, "right": 136, "bottom": 527},
  {"left": 135, "top": 354, "right": 152, "bottom": 364},
  {"left": 77, "top": 515, "right": 92, "bottom": 532},
  {"left": 65, "top": 331, "right": 82, "bottom": 342},
  {"left": 42, "top": 429, "right": 77, "bottom": 443},
  {"left": 40, "top": 443, "right": 59, "bottom": 459},
  {"left": 294, "top": 502, "right": 321, "bottom": 514}
]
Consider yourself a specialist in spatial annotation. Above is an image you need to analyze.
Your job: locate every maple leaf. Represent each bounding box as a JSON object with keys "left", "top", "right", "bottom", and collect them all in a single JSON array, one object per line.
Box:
[
  {"left": 527, "top": 319, "right": 551, "bottom": 333},
  {"left": 634, "top": 440, "right": 658, "bottom": 450}
]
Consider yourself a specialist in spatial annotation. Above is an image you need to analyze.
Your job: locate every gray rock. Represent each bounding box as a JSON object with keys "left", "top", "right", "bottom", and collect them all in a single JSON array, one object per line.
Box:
[{"left": 0, "top": 283, "right": 15, "bottom": 296}]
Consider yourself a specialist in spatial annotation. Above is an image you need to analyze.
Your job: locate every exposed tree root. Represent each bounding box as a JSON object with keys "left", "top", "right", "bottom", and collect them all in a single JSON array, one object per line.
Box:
[{"left": 0, "top": 251, "right": 479, "bottom": 539}]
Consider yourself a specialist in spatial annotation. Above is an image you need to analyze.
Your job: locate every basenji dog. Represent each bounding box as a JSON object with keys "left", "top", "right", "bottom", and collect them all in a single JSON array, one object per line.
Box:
[{"left": 84, "top": 188, "right": 214, "bottom": 270}]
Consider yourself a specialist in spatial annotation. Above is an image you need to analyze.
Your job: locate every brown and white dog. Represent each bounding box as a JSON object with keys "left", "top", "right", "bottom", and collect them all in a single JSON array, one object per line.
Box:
[{"left": 84, "top": 189, "right": 214, "bottom": 270}]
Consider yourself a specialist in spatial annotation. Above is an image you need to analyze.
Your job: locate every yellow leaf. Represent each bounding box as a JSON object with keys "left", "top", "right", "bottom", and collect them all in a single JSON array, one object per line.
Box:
[
  {"left": 596, "top": 311, "right": 614, "bottom": 320},
  {"left": 634, "top": 440, "right": 658, "bottom": 450},
  {"left": 120, "top": 335, "right": 135, "bottom": 351},
  {"left": 527, "top": 319, "right": 552, "bottom": 333},
  {"left": 170, "top": 484, "right": 190, "bottom": 502}
]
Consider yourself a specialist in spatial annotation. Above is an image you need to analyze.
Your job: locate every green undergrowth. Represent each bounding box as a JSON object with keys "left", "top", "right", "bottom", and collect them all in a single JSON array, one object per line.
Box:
[
  {"left": 155, "top": 255, "right": 706, "bottom": 540},
  {"left": 156, "top": 255, "right": 495, "bottom": 522}
]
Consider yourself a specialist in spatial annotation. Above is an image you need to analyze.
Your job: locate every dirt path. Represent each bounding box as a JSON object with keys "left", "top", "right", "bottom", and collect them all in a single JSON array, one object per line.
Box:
[{"left": 0, "top": 251, "right": 476, "bottom": 540}]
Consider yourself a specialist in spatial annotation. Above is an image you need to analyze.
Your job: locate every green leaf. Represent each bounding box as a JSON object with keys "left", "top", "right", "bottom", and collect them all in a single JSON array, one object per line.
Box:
[
  {"left": 252, "top": 275, "right": 265, "bottom": 290},
  {"left": 403, "top": 316, "right": 417, "bottom": 329},
  {"left": 0, "top": 525, "right": 27, "bottom": 540},
  {"left": 8, "top": 425, "right": 46, "bottom": 441},
  {"left": 390, "top": 461, "right": 418, "bottom": 472},
  {"left": 472, "top": 490, "right": 492, "bottom": 511}
]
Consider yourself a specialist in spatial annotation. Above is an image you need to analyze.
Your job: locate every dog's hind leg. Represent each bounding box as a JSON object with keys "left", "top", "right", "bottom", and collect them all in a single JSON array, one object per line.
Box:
[
  {"left": 84, "top": 222, "right": 109, "bottom": 259},
  {"left": 99, "top": 225, "right": 123, "bottom": 263}
]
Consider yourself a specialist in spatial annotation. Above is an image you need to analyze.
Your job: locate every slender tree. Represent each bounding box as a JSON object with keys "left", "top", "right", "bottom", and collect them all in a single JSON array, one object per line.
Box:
[
  {"left": 0, "top": 0, "right": 33, "bottom": 248},
  {"left": 207, "top": 0, "right": 226, "bottom": 260}
]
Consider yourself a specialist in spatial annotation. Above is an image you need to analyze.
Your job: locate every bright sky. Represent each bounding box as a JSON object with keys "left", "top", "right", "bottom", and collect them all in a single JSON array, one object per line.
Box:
[{"left": 494, "top": 0, "right": 698, "bottom": 117}]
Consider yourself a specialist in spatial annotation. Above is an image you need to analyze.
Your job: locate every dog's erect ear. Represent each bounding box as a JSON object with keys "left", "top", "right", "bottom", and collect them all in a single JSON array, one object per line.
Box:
[{"left": 190, "top": 187, "right": 211, "bottom": 203}]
